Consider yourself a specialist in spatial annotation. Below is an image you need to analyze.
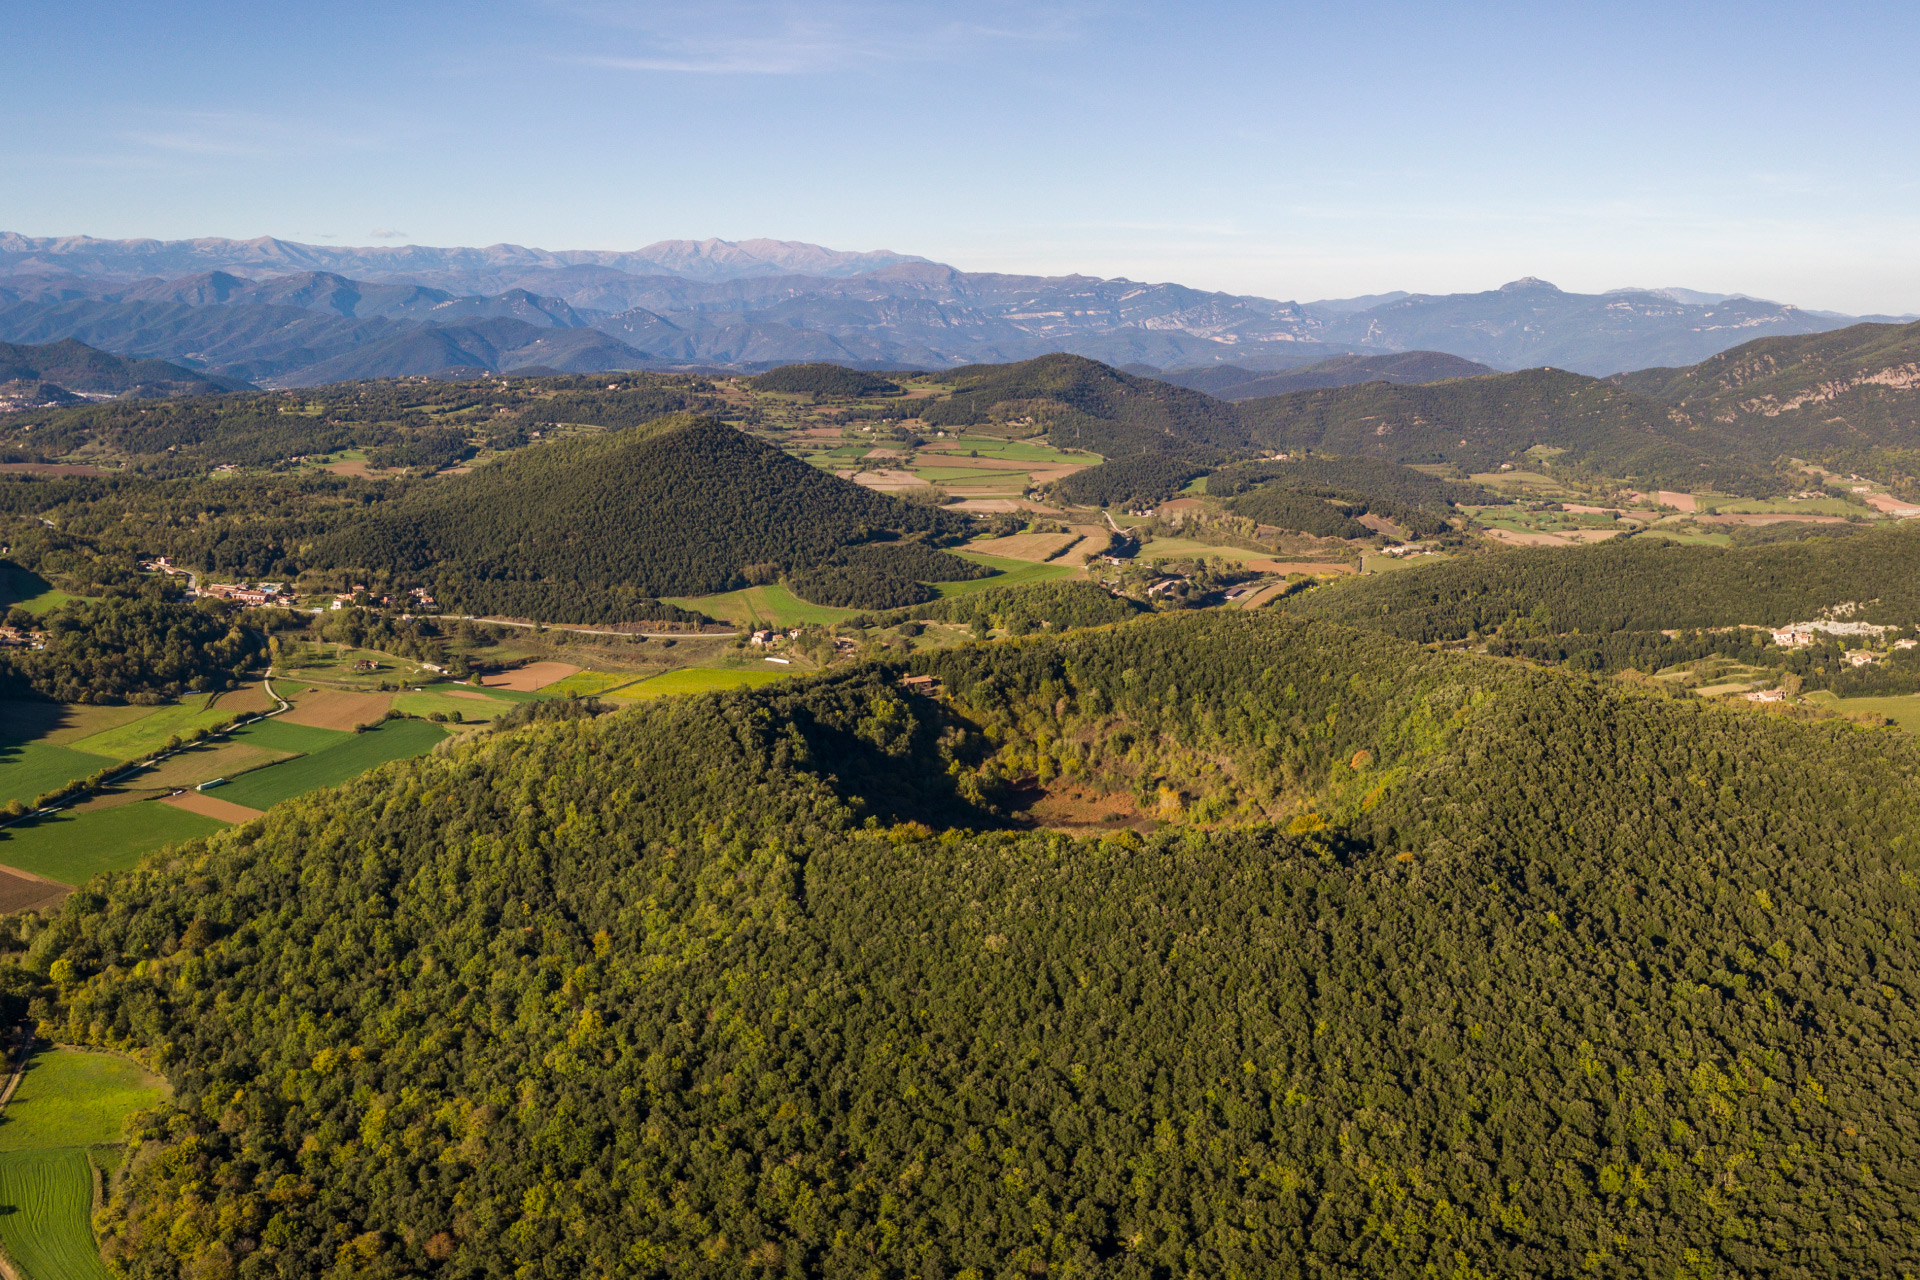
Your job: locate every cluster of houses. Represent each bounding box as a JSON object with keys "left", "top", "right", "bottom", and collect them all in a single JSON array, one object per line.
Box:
[
  {"left": 749, "top": 628, "right": 803, "bottom": 647},
  {"left": 0, "top": 623, "right": 43, "bottom": 649}
]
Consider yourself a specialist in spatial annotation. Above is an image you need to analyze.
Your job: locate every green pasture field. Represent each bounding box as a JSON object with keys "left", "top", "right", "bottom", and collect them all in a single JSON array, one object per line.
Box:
[
  {"left": 0, "top": 801, "right": 226, "bottom": 884},
  {"left": 227, "top": 718, "right": 351, "bottom": 755},
  {"left": 278, "top": 645, "right": 434, "bottom": 687},
  {"left": 217, "top": 719, "right": 447, "bottom": 811},
  {"left": 1468, "top": 470, "right": 1573, "bottom": 492},
  {"left": 0, "top": 1049, "right": 168, "bottom": 1152},
  {"left": 63, "top": 696, "right": 234, "bottom": 762},
  {"left": 939, "top": 554, "right": 1077, "bottom": 597},
  {"left": 1361, "top": 552, "right": 1447, "bottom": 574},
  {"left": 391, "top": 692, "right": 515, "bottom": 721},
  {"left": 1131, "top": 539, "right": 1278, "bottom": 563},
  {"left": 1803, "top": 691, "right": 1920, "bottom": 733},
  {"left": 536, "top": 670, "right": 647, "bottom": 697},
  {"left": 1635, "top": 527, "right": 1735, "bottom": 548},
  {"left": 0, "top": 1149, "right": 111, "bottom": 1280},
  {"left": 1709, "top": 496, "right": 1863, "bottom": 517},
  {"left": 665, "top": 583, "right": 860, "bottom": 628},
  {"left": 0, "top": 743, "right": 113, "bottom": 807},
  {"left": 610, "top": 668, "right": 797, "bottom": 701},
  {"left": 924, "top": 440, "right": 1094, "bottom": 464},
  {"left": 0, "top": 563, "right": 79, "bottom": 616},
  {"left": 911, "top": 466, "right": 1031, "bottom": 484}
]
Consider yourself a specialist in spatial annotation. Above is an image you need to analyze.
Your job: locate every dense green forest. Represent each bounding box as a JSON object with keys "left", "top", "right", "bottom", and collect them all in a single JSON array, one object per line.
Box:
[
  {"left": 0, "top": 372, "right": 723, "bottom": 476},
  {"left": 787, "top": 541, "right": 995, "bottom": 609},
  {"left": 1235, "top": 369, "right": 1779, "bottom": 494},
  {"left": 3, "top": 598, "right": 258, "bottom": 702},
  {"left": 924, "top": 354, "right": 1250, "bottom": 457},
  {"left": 308, "top": 415, "right": 972, "bottom": 615},
  {"left": 1287, "top": 524, "right": 1920, "bottom": 640},
  {"left": 855, "top": 579, "right": 1147, "bottom": 634},
  {"left": 1048, "top": 454, "right": 1209, "bottom": 508},
  {"left": 19, "top": 611, "right": 1920, "bottom": 1277},
  {"left": 749, "top": 364, "right": 903, "bottom": 398},
  {"left": 1612, "top": 320, "right": 1920, "bottom": 458}
]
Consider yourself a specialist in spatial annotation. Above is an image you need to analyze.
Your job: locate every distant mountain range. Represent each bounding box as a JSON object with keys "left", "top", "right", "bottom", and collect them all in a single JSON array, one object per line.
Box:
[
  {"left": 0, "top": 337, "right": 238, "bottom": 408},
  {"left": 0, "top": 234, "right": 1911, "bottom": 386}
]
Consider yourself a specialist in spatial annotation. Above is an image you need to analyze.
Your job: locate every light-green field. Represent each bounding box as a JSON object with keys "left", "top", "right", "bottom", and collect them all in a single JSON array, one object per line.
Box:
[
  {"left": 0, "top": 1049, "right": 170, "bottom": 1280},
  {"left": 217, "top": 719, "right": 447, "bottom": 810},
  {"left": 63, "top": 695, "right": 235, "bottom": 762},
  {"left": 0, "top": 563, "right": 79, "bottom": 616},
  {"left": 389, "top": 692, "right": 507, "bottom": 721},
  {"left": 0, "top": 1050, "right": 168, "bottom": 1152},
  {"left": 228, "top": 718, "right": 351, "bottom": 756},
  {"left": 939, "top": 554, "right": 1077, "bottom": 597},
  {"left": 0, "top": 802, "right": 226, "bottom": 884},
  {"left": 535, "top": 670, "right": 648, "bottom": 698},
  {"left": 0, "top": 1150, "right": 111, "bottom": 1280},
  {"left": 609, "top": 668, "right": 797, "bottom": 701},
  {"left": 665, "top": 583, "right": 860, "bottom": 628},
  {"left": 0, "top": 743, "right": 112, "bottom": 806},
  {"left": 1803, "top": 691, "right": 1920, "bottom": 733}
]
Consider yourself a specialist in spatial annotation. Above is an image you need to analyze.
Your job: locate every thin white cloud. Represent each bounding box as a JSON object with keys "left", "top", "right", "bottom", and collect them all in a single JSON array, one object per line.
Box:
[
  {"left": 121, "top": 111, "right": 379, "bottom": 159},
  {"left": 559, "top": 0, "right": 1083, "bottom": 75},
  {"left": 370, "top": 229, "right": 408, "bottom": 240}
]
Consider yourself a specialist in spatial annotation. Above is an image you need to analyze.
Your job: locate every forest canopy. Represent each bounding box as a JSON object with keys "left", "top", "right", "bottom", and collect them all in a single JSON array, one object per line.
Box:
[{"left": 20, "top": 610, "right": 1920, "bottom": 1278}]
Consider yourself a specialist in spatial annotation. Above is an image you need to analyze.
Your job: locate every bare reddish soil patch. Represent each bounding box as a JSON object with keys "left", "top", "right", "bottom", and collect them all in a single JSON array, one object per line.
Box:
[
  {"left": 281, "top": 689, "right": 393, "bottom": 730},
  {"left": 482, "top": 661, "right": 581, "bottom": 692},
  {"left": 162, "top": 791, "right": 266, "bottom": 823}
]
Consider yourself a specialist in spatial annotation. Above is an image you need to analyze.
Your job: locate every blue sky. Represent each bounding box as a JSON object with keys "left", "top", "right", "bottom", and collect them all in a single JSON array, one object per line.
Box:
[{"left": 3, "top": 0, "right": 1915, "bottom": 312}]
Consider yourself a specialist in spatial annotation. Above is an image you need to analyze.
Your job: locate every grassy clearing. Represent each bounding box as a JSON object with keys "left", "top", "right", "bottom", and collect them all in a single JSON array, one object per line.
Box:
[
  {"left": 0, "top": 743, "right": 115, "bottom": 806},
  {"left": 665, "top": 584, "right": 860, "bottom": 628},
  {"left": 0, "top": 1049, "right": 168, "bottom": 1152},
  {"left": 535, "top": 670, "right": 644, "bottom": 697},
  {"left": 64, "top": 696, "right": 234, "bottom": 762},
  {"left": 1635, "top": 528, "right": 1735, "bottom": 548},
  {"left": 228, "top": 718, "right": 352, "bottom": 755},
  {"left": 0, "top": 801, "right": 226, "bottom": 884},
  {"left": 1711, "top": 496, "right": 1862, "bottom": 516},
  {"left": 391, "top": 692, "right": 515, "bottom": 722},
  {"left": 121, "top": 741, "right": 288, "bottom": 792},
  {"left": 939, "top": 554, "right": 1078, "bottom": 597},
  {"left": 216, "top": 719, "right": 447, "bottom": 810},
  {"left": 0, "top": 1149, "right": 111, "bottom": 1280},
  {"left": 0, "top": 563, "right": 79, "bottom": 616},
  {"left": 609, "top": 668, "right": 797, "bottom": 701},
  {"left": 1803, "top": 691, "right": 1920, "bottom": 733}
]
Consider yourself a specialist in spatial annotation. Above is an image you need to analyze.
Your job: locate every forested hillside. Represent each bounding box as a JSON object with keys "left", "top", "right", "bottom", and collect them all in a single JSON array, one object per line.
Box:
[
  {"left": 311, "top": 414, "right": 972, "bottom": 618},
  {"left": 1285, "top": 523, "right": 1920, "bottom": 640},
  {"left": 925, "top": 353, "right": 1250, "bottom": 457},
  {"left": 21, "top": 611, "right": 1920, "bottom": 1278},
  {"left": 1611, "top": 319, "right": 1920, "bottom": 464},
  {"left": 1235, "top": 368, "right": 1777, "bottom": 493}
]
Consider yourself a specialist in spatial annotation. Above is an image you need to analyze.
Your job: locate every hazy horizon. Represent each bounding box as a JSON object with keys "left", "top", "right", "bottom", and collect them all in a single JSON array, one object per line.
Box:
[{"left": 5, "top": 1, "right": 1917, "bottom": 314}]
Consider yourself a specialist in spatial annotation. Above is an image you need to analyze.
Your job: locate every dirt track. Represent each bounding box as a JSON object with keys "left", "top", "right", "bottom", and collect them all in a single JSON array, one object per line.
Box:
[{"left": 162, "top": 792, "right": 267, "bottom": 823}]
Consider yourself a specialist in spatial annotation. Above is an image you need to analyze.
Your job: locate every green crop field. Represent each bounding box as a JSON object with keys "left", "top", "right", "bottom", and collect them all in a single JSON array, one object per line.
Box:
[
  {"left": 1803, "top": 691, "right": 1920, "bottom": 733},
  {"left": 611, "top": 668, "right": 797, "bottom": 701},
  {"left": 0, "top": 1150, "right": 110, "bottom": 1280},
  {"left": 0, "top": 563, "right": 79, "bottom": 616},
  {"left": 216, "top": 719, "right": 447, "bottom": 810},
  {"left": 228, "top": 718, "right": 352, "bottom": 756},
  {"left": 938, "top": 554, "right": 1077, "bottom": 597},
  {"left": 910, "top": 466, "right": 1030, "bottom": 484},
  {"left": 0, "top": 1049, "right": 168, "bottom": 1152},
  {"left": 534, "top": 670, "right": 646, "bottom": 698},
  {"left": 0, "top": 802, "right": 226, "bottom": 884},
  {"left": 0, "top": 742, "right": 114, "bottom": 806},
  {"left": 391, "top": 692, "right": 514, "bottom": 721},
  {"left": 666, "top": 583, "right": 860, "bottom": 627},
  {"left": 63, "top": 696, "right": 235, "bottom": 762}
]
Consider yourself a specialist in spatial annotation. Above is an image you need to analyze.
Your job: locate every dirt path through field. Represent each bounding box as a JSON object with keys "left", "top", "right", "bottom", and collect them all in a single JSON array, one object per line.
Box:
[{"left": 161, "top": 792, "right": 267, "bottom": 823}]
